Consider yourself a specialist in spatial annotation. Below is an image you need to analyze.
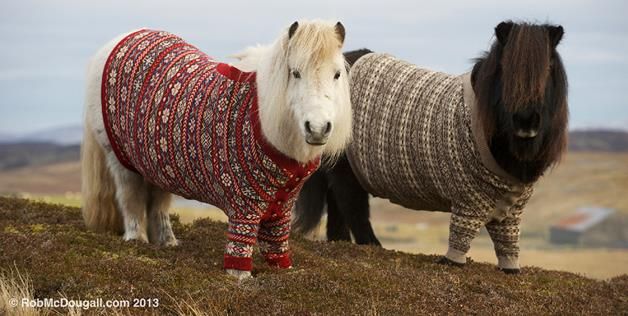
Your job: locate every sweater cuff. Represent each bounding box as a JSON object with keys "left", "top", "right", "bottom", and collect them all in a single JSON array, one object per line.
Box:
[
  {"left": 264, "top": 253, "right": 292, "bottom": 269},
  {"left": 497, "top": 256, "right": 519, "bottom": 270},
  {"left": 224, "top": 255, "right": 253, "bottom": 271},
  {"left": 445, "top": 247, "right": 467, "bottom": 264}
]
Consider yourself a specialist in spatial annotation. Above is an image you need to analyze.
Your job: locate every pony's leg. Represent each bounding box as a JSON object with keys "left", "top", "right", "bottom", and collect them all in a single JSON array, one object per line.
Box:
[
  {"left": 485, "top": 210, "right": 523, "bottom": 274},
  {"left": 441, "top": 207, "right": 487, "bottom": 265},
  {"left": 107, "top": 154, "right": 149, "bottom": 242},
  {"left": 328, "top": 158, "right": 381, "bottom": 246},
  {"left": 146, "top": 184, "right": 178, "bottom": 246},
  {"left": 224, "top": 216, "right": 260, "bottom": 279},
  {"left": 258, "top": 215, "right": 292, "bottom": 269},
  {"left": 326, "top": 192, "right": 351, "bottom": 242}
]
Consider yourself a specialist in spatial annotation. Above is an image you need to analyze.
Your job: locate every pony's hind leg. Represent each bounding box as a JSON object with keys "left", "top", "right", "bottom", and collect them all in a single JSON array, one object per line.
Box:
[
  {"left": 107, "top": 154, "right": 149, "bottom": 242},
  {"left": 325, "top": 193, "right": 351, "bottom": 241},
  {"left": 146, "top": 184, "right": 178, "bottom": 246},
  {"left": 328, "top": 157, "right": 381, "bottom": 246}
]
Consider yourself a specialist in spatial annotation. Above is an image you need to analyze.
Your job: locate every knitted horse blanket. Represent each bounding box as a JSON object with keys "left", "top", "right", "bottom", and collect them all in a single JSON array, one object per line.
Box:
[
  {"left": 102, "top": 29, "right": 319, "bottom": 271},
  {"left": 347, "top": 53, "right": 533, "bottom": 266}
]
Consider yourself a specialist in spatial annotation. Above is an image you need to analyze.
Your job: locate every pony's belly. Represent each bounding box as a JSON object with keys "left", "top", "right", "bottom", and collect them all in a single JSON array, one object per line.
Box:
[
  {"left": 388, "top": 196, "right": 452, "bottom": 213},
  {"left": 347, "top": 149, "right": 452, "bottom": 213}
]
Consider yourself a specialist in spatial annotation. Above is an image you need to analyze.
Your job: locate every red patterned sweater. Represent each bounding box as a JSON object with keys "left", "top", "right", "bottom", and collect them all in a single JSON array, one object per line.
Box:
[{"left": 101, "top": 29, "right": 319, "bottom": 271}]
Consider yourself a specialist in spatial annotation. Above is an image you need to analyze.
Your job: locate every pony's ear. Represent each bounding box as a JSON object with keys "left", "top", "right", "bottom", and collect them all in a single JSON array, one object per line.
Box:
[
  {"left": 288, "top": 21, "right": 299, "bottom": 39},
  {"left": 335, "top": 22, "right": 346, "bottom": 44},
  {"left": 495, "top": 21, "right": 514, "bottom": 45},
  {"left": 547, "top": 25, "right": 564, "bottom": 47}
]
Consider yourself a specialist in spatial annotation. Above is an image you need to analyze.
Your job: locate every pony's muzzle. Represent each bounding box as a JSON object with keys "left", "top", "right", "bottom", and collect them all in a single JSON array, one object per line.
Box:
[
  {"left": 304, "top": 121, "right": 331, "bottom": 146},
  {"left": 513, "top": 110, "right": 540, "bottom": 139}
]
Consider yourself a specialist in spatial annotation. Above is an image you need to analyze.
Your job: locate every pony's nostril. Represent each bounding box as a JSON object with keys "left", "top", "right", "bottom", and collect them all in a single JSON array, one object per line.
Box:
[
  {"left": 324, "top": 122, "right": 332, "bottom": 135},
  {"left": 530, "top": 112, "right": 541, "bottom": 129},
  {"left": 305, "top": 121, "right": 312, "bottom": 134},
  {"left": 513, "top": 110, "right": 540, "bottom": 130}
]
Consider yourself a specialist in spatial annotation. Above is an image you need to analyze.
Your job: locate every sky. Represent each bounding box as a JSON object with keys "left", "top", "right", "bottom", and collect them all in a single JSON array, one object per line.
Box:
[{"left": 0, "top": 0, "right": 626, "bottom": 134}]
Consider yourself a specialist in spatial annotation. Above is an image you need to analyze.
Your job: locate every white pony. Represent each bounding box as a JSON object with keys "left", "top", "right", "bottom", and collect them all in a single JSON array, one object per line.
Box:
[{"left": 81, "top": 20, "right": 351, "bottom": 279}]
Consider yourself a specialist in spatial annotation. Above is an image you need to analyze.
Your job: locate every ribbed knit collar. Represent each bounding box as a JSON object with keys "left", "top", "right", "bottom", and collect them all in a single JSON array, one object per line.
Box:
[{"left": 462, "top": 73, "right": 523, "bottom": 188}]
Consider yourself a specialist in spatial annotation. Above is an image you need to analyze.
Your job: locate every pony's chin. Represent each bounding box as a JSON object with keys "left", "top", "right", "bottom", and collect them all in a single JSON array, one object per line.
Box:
[
  {"left": 510, "top": 136, "right": 542, "bottom": 162},
  {"left": 293, "top": 141, "right": 326, "bottom": 164},
  {"left": 306, "top": 140, "right": 327, "bottom": 146},
  {"left": 305, "top": 134, "right": 329, "bottom": 146}
]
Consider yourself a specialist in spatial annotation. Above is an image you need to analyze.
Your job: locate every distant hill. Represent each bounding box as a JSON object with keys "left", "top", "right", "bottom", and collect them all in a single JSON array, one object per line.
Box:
[
  {"left": 0, "top": 142, "right": 79, "bottom": 171},
  {"left": 569, "top": 129, "right": 628, "bottom": 152},
  {"left": 0, "top": 125, "right": 82, "bottom": 145},
  {"left": 0, "top": 132, "right": 17, "bottom": 143}
]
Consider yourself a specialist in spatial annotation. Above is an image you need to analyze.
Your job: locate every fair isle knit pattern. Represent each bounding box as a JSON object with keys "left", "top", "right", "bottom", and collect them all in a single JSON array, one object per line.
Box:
[
  {"left": 347, "top": 53, "right": 533, "bottom": 266},
  {"left": 102, "top": 29, "right": 319, "bottom": 271}
]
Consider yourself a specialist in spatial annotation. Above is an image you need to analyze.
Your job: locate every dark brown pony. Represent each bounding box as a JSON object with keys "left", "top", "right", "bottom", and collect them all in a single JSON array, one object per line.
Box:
[{"left": 293, "top": 21, "right": 569, "bottom": 273}]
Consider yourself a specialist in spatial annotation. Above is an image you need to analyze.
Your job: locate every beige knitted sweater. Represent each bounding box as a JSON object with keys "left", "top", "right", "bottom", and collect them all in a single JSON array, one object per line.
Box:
[{"left": 347, "top": 53, "right": 534, "bottom": 267}]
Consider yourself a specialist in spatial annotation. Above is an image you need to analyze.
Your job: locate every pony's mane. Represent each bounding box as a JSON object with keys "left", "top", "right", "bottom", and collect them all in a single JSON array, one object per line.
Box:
[
  {"left": 472, "top": 21, "right": 569, "bottom": 176},
  {"left": 253, "top": 20, "right": 350, "bottom": 163},
  {"left": 501, "top": 24, "right": 552, "bottom": 111}
]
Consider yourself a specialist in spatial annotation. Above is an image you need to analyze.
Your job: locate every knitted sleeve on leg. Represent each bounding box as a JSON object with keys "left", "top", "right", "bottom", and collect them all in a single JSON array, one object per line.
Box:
[
  {"left": 446, "top": 206, "right": 490, "bottom": 263},
  {"left": 486, "top": 209, "right": 523, "bottom": 259},
  {"left": 485, "top": 187, "right": 532, "bottom": 269},
  {"left": 224, "top": 217, "right": 261, "bottom": 271},
  {"left": 258, "top": 215, "right": 292, "bottom": 268}
]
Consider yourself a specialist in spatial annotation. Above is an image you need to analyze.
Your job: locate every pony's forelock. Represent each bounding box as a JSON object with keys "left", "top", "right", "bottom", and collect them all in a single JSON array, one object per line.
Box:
[
  {"left": 287, "top": 21, "right": 344, "bottom": 71},
  {"left": 501, "top": 23, "right": 552, "bottom": 110}
]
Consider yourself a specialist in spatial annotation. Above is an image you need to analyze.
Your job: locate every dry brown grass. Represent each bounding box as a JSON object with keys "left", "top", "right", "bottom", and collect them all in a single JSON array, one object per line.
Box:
[
  {"left": 0, "top": 268, "right": 40, "bottom": 316},
  {"left": 1, "top": 197, "right": 626, "bottom": 315}
]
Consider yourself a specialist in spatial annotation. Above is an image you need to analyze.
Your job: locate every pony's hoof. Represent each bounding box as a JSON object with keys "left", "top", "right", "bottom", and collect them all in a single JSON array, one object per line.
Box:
[
  {"left": 226, "top": 269, "right": 252, "bottom": 280},
  {"left": 437, "top": 256, "right": 465, "bottom": 267},
  {"left": 162, "top": 237, "right": 179, "bottom": 247},
  {"left": 123, "top": 232, "right": 149, "bottom": 243},
  {"left": 499, "top": 268, "right": 521, "bottom": 275}
]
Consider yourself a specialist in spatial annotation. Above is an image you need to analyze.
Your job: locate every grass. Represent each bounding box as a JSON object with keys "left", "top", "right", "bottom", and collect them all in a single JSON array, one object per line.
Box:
[
  {"left": 0, "top": 197, "right": 627, "bottom": 315},
  {"left": 0, "top": 268, "right": 38, "bottom": 316}
]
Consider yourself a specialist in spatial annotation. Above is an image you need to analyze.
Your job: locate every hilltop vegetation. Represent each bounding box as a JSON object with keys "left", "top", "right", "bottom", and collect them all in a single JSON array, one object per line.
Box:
[{"left": 0, "top": 197, "right": 626, "bottom": 315}]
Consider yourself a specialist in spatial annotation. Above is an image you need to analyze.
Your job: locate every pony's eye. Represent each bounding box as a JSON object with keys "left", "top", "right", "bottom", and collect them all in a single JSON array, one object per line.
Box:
[
  {"left": 292, "top": 69, "right": 301, "bottom": 79},
  {"left": 334, "top": 71, "right": 341, "bottom": 80}
]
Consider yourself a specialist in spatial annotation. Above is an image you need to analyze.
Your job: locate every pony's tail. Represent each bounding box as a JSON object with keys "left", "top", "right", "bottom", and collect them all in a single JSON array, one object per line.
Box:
[
  {"left": 81, "top": 123, "right": 123, "bottom": 234},
  {"left": 293, "top": 170, "right": 328, "bottom": 234}
]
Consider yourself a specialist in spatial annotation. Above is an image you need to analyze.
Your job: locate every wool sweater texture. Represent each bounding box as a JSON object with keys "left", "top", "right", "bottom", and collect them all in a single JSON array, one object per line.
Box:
[
  {"left": 347, "top": 53, "right": 533, "bottom": 267},
  {"left": 102, "top": 29, "right": 319, "bottom": 271}
]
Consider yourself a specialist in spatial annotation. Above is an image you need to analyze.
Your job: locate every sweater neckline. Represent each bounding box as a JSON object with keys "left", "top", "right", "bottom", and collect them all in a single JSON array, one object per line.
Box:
[{"left": 462, "top": 73, "right": 523, "bottom": 187}]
